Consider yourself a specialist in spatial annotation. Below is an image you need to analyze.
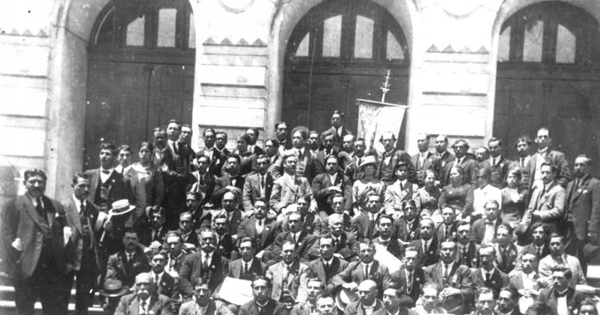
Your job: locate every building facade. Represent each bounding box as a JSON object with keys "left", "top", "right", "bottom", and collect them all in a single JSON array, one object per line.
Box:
[{"left": 2, "top": 0, "right": 600, "bottom": 202}]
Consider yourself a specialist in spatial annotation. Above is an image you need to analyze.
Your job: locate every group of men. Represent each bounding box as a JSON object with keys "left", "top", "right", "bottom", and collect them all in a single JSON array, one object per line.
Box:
[{"left": 2, "top": 110, "right": 600, "bottom": 315}]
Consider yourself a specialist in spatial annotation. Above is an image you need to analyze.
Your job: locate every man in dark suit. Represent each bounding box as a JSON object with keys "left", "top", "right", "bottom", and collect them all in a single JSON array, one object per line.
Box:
[
  {"left": 214, "top": 189, "right": 244, "bottom": 240},
  {"left": 495, "top": 224, "right": 520, "bottom": 274},
  {"left": 424, "top": 239, "right": 473, "bottom": 315},
  {"left": 377, "top": 131, "right": 416, "bottom": 185},
  {"left": 67, "top": 172, "right": 109, "bottom": 315},
  {"left": 526, "top": 265, "right": 586, "bottom": 315},
  {"left": 149, "top": 251, "right": 178, "bottom": 302},
  {"left": 275, "top": 121, "right": 292, "bottom": 154},
  {"left": 470, "top": 288, "right": 496, "bottom": 315},
  {"left": 517, "top": 223, "right": 551, "bottom": 265},
  {"left": 320, "top": 110, "right": 352, "bottom": 148},
  {"left": 239, "top": 276, "right": 288, "bottom": 315},
  {"left": 472, "top": 200, "right": 503, "bottom": 245},
  {"left": 105, "top": 229, "right": 151, "bottom": 287},
  {"left": 179, "top": 124, "right": 197, "bottom": 169},
  {"left": 435, "top": 135, "right": 456, "bottom": 186},
  {"left": 313, "top": 133, "right": 341, "bottom": 176},
  {"left": 1, "top": 169, "right": 74, "bottom": 315},
  {"left": 521, "top": 163, "right": 566, "bottom": 233},
  {"left": 114, "top": 272, "right": 173, "bottom": 315},
  {"left": 390, "top": 247, "right": 424, "bottom": 307},
  {"left": 243, "top": 154, "right": 275, "bottom": 212},
  {"left": 396, "top": 199, "right": 421, "bottom": 242},
  {"left": 331, "top": 240, "right": 391, "bottom": 299},
  {"left": 511, "top": 136, "right": 534, "bottom": 191},
  {"left": 374, "top": 286, "right": 417, "bottom": 315},
  {"left": 496, "top": 287, "right": 522, "bottom": 315},
  {"left": 372, "top": 215, "right": 402, "bottom": 258},
  {"left": 141, "top": 207, "right": 169, "bottom": 248},
  {"left": 238, "top": 199, "right": 281, "bottom": 254},
  {"left": 307, "top": 235, "right": 350, "bottom": 294},
  {"left": 266, "top": 211, "right": 319, "bottom": 264},
  {"left": 211, "top": 131, "right": 232, "bottom": 177},
  {"left": 161, "top": 119, "right": 192, "bottom": 229},
  {"left": 480, "top": 137, "right": 512, "bottom": 188},
  {"left": 179, "top": 229, "right": 229, "bottom": 297},
  {"left": 164, "top": 231, "right": 188, "bottom": 278},
  {"left": 312, "top": 155, "right": 353, "bottom": 216},
  {"left": 471, "top": 245, "right": 510, "bottom": 299},
  {"left": 228, "top": 237, "right": 266, "bottom": 280},
  {"left": 412, "top": 133, "right": 441, "bottom": 187},
  {"left": 176, "top": 212, "right": 198, "bottom": 248},
  {"left": 213, "top": 215, "right": 236, "bottom": 259},
  {"left": 344, "top": 280, "right": 384, "bottom": 315},
  {"left": 436, "top": 206, "right": 459, "bottom": 242},
  {"left": 179, "top": 277, "right": 233, "bottom": 315},
  {"left": 213, "top": 155, "right": 246, "bottom": 208},
  {"left": 326, "top": 213, "right": 359, "bottom": 261},
  {"left": 564, "top": 154, "right": 600, "bottom": 269},
  {"left": 85, "top": 142, "right": 134, "bottom": 213},
  {"left": 440, "top": 139, "right": 479, "bottom": 187},
  {"left": 265, "top": 139, "right": 283, "bottom": 180},
  {"left": 526, "top": 127, "right": 571, "bottom": 190},
  {"left": 455, "top": 222, "right": 479, "bottom": 268},
  {"left": 409, "top": 218, "right": 439, "bottom": 267},
  {"left": 196, "top": 128, "right": 216, "bottom": 168},
  {"left": 247, "top": 128, "right": 266, "bottom": 156},
  {"left": 187, "top": 155, "right": 216, "bottom": 208}
]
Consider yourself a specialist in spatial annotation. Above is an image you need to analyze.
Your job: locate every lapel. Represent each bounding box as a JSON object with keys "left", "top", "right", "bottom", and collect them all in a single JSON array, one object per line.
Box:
[
  {"left": 20, "top": 195, "right": 52, "bottom": 231},
  {"left": 261, "top": 220, "right": 273, "bottom": 246},
  {"left": 283, "top": 175, "right": 299, "bottom": 193},
  {"left": 571, "top": 175, "right": 591, "bottom": 204},
  {"left": 88, "top": 169, "right": 100, "bottom": 202},
  {"left": 128, "top": 296, "right": 141, "bottom": 315},
  {"left": 69, "top": 199, "right": 83, "bottom": 234}
]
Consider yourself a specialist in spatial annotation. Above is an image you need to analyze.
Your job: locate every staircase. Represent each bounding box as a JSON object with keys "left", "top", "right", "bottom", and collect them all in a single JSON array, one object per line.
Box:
[{"left": 0, "top": 272, "right": 107, "bottom": 314}]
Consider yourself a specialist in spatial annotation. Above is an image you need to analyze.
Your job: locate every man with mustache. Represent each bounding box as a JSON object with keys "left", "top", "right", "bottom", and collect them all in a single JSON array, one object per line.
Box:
[
  {"left": 239, "top": 276, "right": 288, "bottom": 315},
  {"left": 1, "top": 169, "right": 75, "bottom": 314},
  {"left": 114, "top": 272, "right": 173, "bottom": 315}
]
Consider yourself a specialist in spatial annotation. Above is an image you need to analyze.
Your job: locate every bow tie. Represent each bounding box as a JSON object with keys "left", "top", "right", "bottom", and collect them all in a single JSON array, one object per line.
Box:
[
  {"left": 379, "top": 240, "right": 390, "bottom": 246},
  {"left": 101, "top": 169, "right": 110, "bottom": 174},
  {"left": 485, "top": 220, "right": 494, "bottom": 225},
  {"left": 554, "top": 290, "right": 568, "bottom": 298}
]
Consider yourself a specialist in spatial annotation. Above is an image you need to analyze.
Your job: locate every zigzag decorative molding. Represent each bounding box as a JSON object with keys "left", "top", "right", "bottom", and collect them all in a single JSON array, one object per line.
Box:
[
  {"left": 203, "top": 36, "right": 267, "bottom": 47},
  {"left": 0, "top": 27, "right": 49, "bottom": 37},
  {"left": 427, "top": 44, "right": 489, "bottom": 55}
]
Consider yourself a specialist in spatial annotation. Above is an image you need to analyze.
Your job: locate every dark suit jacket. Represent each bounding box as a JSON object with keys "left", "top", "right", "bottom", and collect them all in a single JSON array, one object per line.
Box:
[
  {"left": 331, "top": 260, "right": 391, "bottom": 298},
  {"left": 213, "top": 174, "right": 246, "bottom": 208},
  {"left": 155, "top": 271, "right": 178, "bottom": 299},
  {"left": 311, "top": 171, "right": 353, "bottom": 215},
  {"left": 197, "top": 147, "right": 230, "bottom": 177},
  {"left": 525, "top": 287, "right": 585, "bottom": 315},
  {"left": 179, "top": 299, "right": 232, "bottom": 315},
  {"left": 526, "top": 150, "right": 571, "bottom": 189},
  {"left": 495, "top": 243, "right": 520, "bottom": 274},
  {"left": 330, "top": 231, "right": 359, "bottom": 260},
  {"left": 353, "top": 213, "right": 403, "bottom": 240},
  {"left": 186, "top": 171, "right": 216, "bottom": 207},
  {"left": 64, "top": 198, "right": 105, "bottom": 271},
  {"left": 472, "top": 218, "right": 503, "bottom": 244},
  {"left": 565, "top": 174, "right": 600, "bottom": 241},
  {"left": 84, "top": 168, "right": 134, "bottom": 210},
  {"left": 409, "top": 237, "right": 439, "bottom": 267},
  {"left": 396, "top": 217, "right": 420, "bottom": 242},
  {"left": 320, "top": 126, "right": 352, "bottom": 148},
  {"left": 237, "top": 217, "right": 280, "bottom": 252},
  {"left": 243, "top": 172, "right": 275, "bottom": 212},
  {"left": 178, "top": 251, "right": 229, "bottom": 296},
  {"left": 480, "top": 156, "right": 513, "bottom": 188},
  {"left": 344, "top": 299, "right": 384, "bottom": 315},
  {"left": 239, "top": 298, "right": 288, "bottom": 315},
  {"left": 106, "top": 248, "right": 152, "bottom": 287},
  {"left": 424, "top": 262, "right": 473, "bottom": 314},
  {"left": 411, "top": 151, "right": 441, "bottom": 186},
  {"left": 215, "top": 233, "right": 235, "bottom": 259},
  {"left": 372, "top": 237, "right": 403, "bottom": 258},
  {"left": 114, "top": 292, "right": 173, "bottom": 315},
  {"left": 313, "top": 147, "right": 341, "bottom": 176},
  {"left": 436, "top": 222, "right": 458, "bottom": 243},
  {"left": 377, "top": 149, "right": 416, "bottom": 184},
  {"left": 1, "top": 194, "right": 71, "bottom": 278},
  {"left": 228, "top": 258, "right": 266, "bottom": 280},
  {"left": 161, "top": 144, "right": 190, "bottom": 209},
  {"left": 307, "top": 256, "right": 349, "bottom": 294},
  {"left": 269, "top": 231, "right": 320, "bottom": 264},
  {"left": 470, "top": 268, "right": 510, "bottom": 298},
  {"left": 441, "top": 155, "right": 479, "bottom": 187},
  {"left": 390, "top": 267, "right": 425, "bottom": 304},
  {"left": 457, "top": 241, "right": 479, "bottom": 268}
]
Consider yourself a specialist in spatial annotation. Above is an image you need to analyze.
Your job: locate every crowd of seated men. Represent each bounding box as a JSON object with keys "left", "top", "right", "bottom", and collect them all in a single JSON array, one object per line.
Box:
[{"left": 3, "top": 110, "right": 600, "bottom": 315}]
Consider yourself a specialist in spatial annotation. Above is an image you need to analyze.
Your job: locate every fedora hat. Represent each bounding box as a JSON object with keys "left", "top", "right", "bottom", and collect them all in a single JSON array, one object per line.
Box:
[
  {"left": 99, "top": 279, "right": 129, "bottom": 297},
  {"left": 335, "top": 287, "right": 359, "bottom": 311},
  {"left": 358, "top": 155, "right": 377, "bottom": 169},
  {"left": 109, "top": 199, "right": 136, "bottom": 216}
]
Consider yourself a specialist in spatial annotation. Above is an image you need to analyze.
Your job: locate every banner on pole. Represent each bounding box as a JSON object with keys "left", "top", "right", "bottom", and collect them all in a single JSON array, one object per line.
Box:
[{"left": 356, "top": 99, "right": 408, "bottom": 154}]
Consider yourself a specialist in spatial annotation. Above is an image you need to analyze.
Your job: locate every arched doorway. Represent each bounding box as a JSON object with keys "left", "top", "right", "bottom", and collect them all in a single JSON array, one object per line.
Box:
[
  {"left": 283, "top": 0, "right": 410, "bottom": 141},
  {"left": 85, "top": 0, "right": 196, "bottom": 168},
  {"left": 494, "top": 1, "right": 600, "bottom": 174}
]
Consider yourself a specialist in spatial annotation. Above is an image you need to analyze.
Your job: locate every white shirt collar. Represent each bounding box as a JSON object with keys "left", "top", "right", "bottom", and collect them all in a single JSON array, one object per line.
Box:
[
  {"left": 72, "top": 195, "right": 86, "bottom": 212},
  {"left": 322, "top": 257, "right": 334, "bottom": 265},
  {"left": 242, "top": 258, "right": 254, "bottom": 267}
]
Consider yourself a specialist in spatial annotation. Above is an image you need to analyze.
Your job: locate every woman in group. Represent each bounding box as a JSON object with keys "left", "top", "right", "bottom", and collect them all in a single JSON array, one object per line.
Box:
[
  {"left": 438, "top": 165, "right": 473, "bottom": 220},
  {"left": 416, "top": 170, "right": 441, "bottom": 218},
  {"left": 501, "top": 168, "right": 527, "bottom": 227},
  {"left": 352, "top": 155, "right": 386, "bottom": 215}
]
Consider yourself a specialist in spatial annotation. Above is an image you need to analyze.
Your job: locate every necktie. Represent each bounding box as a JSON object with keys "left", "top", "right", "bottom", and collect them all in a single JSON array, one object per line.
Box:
[
  {"left": 485, "top": 272, "right": 491, "bottom": 282},
  {"left": 260, "top": 175, "right": 265, "bottom": 190},
  {"left": 292, "top": 233, "right": 297, "bottom": 244},
  {"left": 101, "top": 169, "right": 110, "bottom": 174},
  {"left": 141, "top": 301, "right": 147, "bottom": 315},
  {"left": 333, "top": 238, "right": 339, "bottom": 249},
  {"left": 155, "top": 274, "right": 160, "bottom": 289},
  {"left": 423, "top": 240, "right": 428, "bottom": 253},
  {"left": 35, "top": 197, "right": 45, "bottom": 220},
  {"left": 203, "top": 254, "right": 210, "bottom": 270},
  {"left": 444, "top": 264, "right": 450, "bottom": 279},
  {"left": 520, "top": 158, "right": 525, "bottom": 168},
  {"left": 80, "top": 200, "right": 85, "bottom": 215},
  {"left": 537, "top": 247, "right": 542, "bottom": 258},
  {"left": 325, "top": 262, "right": 330, "bottom": 271},
  {"left": 364, "top": 264, "right": 369, "bottom": 279},
  {"left": 445, "top": 226, "right": 450, "bottom": 240},
  {"left": 244, "top": 262, "right": 249, "bottom": 274},
  {"left": 407, "top": 271, "right": 413, "bottom": 292},
  {"left": 128, "top": 253, "right": 133, "bottom": 264}
]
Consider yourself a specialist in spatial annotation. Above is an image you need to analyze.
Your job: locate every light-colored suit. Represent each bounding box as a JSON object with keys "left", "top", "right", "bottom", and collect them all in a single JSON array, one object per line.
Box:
[
  {"left": 114, "top": 292, "right": 173, "bottom": 315},
  {"left": 243, "top": 172, "right": 274, "bottom": 212},
  {"left": 270, "top": 174, "right": 317, "bottom": 213},
  {"left": 266, "top": 260, "right": 309, "bottom": 303},
  {"left": 526, "top": 149, "right": 571, "bottom": 189},
  {"left": 384, "top": 180, "right": 419, "bottom": 214},
  {"left": 521, "top": 181, "right": 565, "bottom": 232}
]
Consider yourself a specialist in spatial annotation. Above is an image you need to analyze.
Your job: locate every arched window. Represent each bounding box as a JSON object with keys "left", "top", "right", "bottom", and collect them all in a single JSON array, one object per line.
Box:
[
  {"left": 494, "top": 1, "right": 600, "bottom": 175},
  {"left": 283, "top": 0, "right": 409, "bottom": 138},
  {"left": 85, "top": 0, "right": 195, "bottom": 168}
]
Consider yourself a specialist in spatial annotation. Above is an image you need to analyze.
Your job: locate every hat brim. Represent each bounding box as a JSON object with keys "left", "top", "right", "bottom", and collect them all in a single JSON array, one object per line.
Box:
[
  {"left": 335, "top": 288, "right": 358, "bottom": 311},
  {"left": 358, "top": 161, "right": 376, "bottom": 169},
  {"left": 109, "top": 205, "right": 136, "bottom": 216},
  {"left": 99, "top": 286, "right": 130, "bottom": 297}
]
